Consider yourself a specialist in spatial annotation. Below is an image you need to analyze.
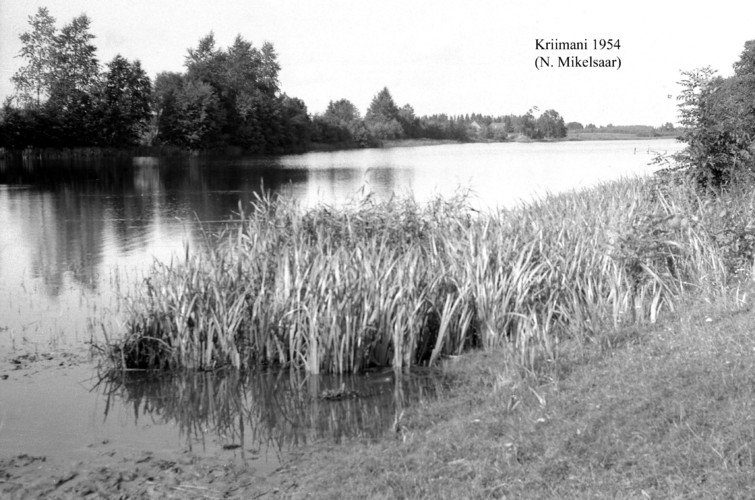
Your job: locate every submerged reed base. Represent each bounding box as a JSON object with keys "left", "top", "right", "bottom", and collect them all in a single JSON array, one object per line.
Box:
[{"left": 101, "top": 174, "right": 753, "bottom": 374}]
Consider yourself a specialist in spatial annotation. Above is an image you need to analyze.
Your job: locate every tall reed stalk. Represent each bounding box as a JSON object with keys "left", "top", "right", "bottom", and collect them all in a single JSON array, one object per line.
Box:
[{"left": 103, "top": 174, "right": 752, "bottom": 373}]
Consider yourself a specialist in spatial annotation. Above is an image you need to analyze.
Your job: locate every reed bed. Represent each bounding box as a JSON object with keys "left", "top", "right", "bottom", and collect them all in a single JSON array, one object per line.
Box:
[{"left": 103, "top": 174, "right": 755, "bottom": 373}]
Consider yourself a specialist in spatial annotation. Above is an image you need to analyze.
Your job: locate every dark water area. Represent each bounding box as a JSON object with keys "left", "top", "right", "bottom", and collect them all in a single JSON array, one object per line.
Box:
[
  {"left": 0, "top": 154, "right": 309, "bottom": 351},
  {"left": 0, "top": 151, "right": 412, "bottom": 312},
  {"left": 1, "top": 360, "right": 444, "bottom": 467}
]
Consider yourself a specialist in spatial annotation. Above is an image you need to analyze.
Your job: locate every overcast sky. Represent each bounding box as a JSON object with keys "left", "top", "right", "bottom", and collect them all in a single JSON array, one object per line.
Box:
[{"left": 1, "top": 0, "right": 753, "bottom": 126}]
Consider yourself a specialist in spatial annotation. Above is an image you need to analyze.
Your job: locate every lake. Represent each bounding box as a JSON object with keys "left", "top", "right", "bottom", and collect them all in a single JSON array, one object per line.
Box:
[
  {"left": 0, "top": 139, "right": 683, "bottom": 349},
  {"left": 0, "top": 138, "right": 683, "bottom": 464}
]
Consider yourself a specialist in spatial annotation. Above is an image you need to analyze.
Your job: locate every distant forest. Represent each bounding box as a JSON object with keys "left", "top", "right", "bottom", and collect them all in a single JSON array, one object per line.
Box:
[{"left": 0, "top": 8, "right": 669, "bottom": 154}]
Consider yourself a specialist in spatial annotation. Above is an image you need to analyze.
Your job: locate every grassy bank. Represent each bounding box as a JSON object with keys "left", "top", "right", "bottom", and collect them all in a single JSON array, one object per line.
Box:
[
  {"left": 262, "top": 291, "right": 755, "bottom": 498},
  {"left": 101, "top": 170, "right": 755, "bottom": 375}
]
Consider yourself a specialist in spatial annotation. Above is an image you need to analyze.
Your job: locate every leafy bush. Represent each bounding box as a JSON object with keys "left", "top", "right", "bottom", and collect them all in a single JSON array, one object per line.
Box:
[{"left": 676, "top": 41, "right": 755, "bottom": 188}]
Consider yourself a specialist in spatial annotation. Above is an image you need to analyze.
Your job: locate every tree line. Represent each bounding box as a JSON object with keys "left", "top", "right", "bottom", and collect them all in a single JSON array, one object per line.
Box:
[
  {"left": 1, "top": 8, "right": 152, "bottom": 148},
  {"left": 0, "top": 7, "right": 568, "bottom": 153}
]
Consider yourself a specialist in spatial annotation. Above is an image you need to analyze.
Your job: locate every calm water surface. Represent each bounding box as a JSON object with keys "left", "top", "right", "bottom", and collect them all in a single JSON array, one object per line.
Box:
[
  {"left": 0, "top": 139, "right": 683, "bottom": 461},
  {"left": 1, "top": 361, "right": 441, "bottom": 469}
]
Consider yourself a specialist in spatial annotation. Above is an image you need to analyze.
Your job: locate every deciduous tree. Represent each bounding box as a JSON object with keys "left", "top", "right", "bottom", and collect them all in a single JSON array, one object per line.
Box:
[
  {"left": 536, "top": 109, "right": 567, "bottom": 138},
  {"left": 323, "top": 99, "right": 361, "bottom": 125},
  {"left": 176, "top": 80, "right": 222, "bottom": 148},
  {"left": 12, "top": 7, "right": 56, "bottom": 108},
  {"left": 49, "top": 14, "right": 99, "bottom": 105},
  {"left": 98, "top": 55, "right": 152, "bottom": 145},
  {"left": 365, "top": 87, "right": 404, "bottom": 140},
  {"left": 153, "top": 71, "right": 185, "bottom": 145},
  {"left": 398, "top": 104, "right": 420, "bottom": 138}
]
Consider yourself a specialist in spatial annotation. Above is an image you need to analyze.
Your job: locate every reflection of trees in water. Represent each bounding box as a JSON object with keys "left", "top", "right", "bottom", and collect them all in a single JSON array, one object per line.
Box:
[
  {"left": 2, "top": 156, "right": 145, "bottom": 294},
  {"left": 4, "top": 188, "right": 106, "bottom": 294},
  {"left": 0, "top": 154, "right": 357, "bottom": 296},
  {"left": 97, "top": 368, "right": 445, "bottom": 454}
]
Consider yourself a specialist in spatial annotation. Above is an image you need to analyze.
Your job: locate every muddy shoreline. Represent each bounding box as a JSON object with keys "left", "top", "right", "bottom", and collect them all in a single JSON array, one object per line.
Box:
[
  {"left": 0, "top": 347, "right": 432, "bottom": 499},
  {"left": 0, "top": 350, "right": 291, "bottom": 498}
]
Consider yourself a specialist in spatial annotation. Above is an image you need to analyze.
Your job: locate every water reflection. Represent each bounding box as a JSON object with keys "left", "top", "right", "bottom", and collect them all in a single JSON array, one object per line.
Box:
[
  {"left": 0, "top": 152, "right": 418, "bottom": 303},
  {"left": 96, "top": 368, "right": 444, "bottom": 454},
  {"left": 0, "top": 140, "right": 684, "bottom": 348},
  {"left": 0, "top": 155, "right": 298, "bottom": 297}
]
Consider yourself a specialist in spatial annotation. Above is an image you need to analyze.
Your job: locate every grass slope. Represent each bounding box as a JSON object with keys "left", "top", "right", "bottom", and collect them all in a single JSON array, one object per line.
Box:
[{"left": 266, "top": 292, "right": 755, "bottom": 499}]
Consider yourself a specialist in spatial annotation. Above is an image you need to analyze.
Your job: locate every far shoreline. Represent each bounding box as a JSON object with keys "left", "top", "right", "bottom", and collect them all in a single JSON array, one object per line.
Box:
[
  {"left": 0, "top": 133, "right": 682, "bottom": 160},
  {"left": 378, "top": 133, "right": 680, "bottom": 150}
]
